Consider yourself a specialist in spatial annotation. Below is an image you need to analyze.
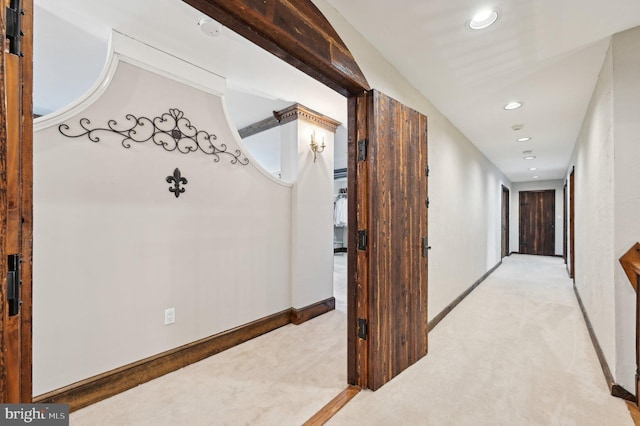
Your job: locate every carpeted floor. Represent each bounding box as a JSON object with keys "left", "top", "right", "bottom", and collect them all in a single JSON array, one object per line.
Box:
[
  {"left": 70, "top": 254, "right": 633, "bottom": 425},
  {"left": 329, "top": 254, "right": 633, "bottom": 425}
]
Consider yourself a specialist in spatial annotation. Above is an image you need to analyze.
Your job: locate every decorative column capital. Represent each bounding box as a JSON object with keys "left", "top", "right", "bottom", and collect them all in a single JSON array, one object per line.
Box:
[{"left": 273, "top": 103, "right": 341, "bottom": 133}]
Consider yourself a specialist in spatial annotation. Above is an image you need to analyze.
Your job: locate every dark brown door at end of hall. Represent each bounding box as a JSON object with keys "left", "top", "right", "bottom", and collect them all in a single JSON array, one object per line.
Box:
[{"left": 519, "top": 190, "right": 555, "bottom": 256}]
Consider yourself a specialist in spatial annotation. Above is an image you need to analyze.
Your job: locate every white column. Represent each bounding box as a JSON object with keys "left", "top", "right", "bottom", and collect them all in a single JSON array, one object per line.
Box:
[{"left": 280, "top": 113, "right": 336, "bottom": 309}]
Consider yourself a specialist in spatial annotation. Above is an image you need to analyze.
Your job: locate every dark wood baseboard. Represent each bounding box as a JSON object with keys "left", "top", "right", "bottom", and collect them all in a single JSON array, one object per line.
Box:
[
  {"left": 613, "top": 384, "right": 637, "bottom": 402},
  {"left": 573, "top": 283, "right": 637, "bottom": 403},
  {"left": 35, "top": 298, "right": 335, "bottom": 412},
  {"left": 291, "top": 297, "right": 335, "bottom": 325},
  {"left": 303, "top": 385, "right": 360, "bottom": 425},
  {"left": 428, "top": 261, "right": 502, "bottom": 332}
]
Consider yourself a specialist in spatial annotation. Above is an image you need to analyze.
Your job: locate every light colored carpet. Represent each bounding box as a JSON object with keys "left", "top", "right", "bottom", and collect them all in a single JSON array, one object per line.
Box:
[
  {"left": 70, "top": 254, "right": 633, "bottom": 425},
  {"left": 70, "top": 309, "right": 347, "bottom": 425},
  {"left": 329, "top": 254, "right": 633, "bottom": 426},
  {"left": 69, "top": 254, "right": 348, "bottom": 425}
]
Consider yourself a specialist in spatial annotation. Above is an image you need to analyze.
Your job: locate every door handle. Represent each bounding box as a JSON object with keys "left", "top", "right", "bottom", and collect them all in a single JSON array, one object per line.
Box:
[{"left": 7, "top": 254, "right": 21, "bottom": 316}]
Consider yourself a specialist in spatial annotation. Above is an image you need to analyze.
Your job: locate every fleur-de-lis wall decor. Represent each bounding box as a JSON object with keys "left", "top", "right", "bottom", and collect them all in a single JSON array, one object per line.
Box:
[{"left": 167, "top": 168, "right": 188, "bottom": 198}]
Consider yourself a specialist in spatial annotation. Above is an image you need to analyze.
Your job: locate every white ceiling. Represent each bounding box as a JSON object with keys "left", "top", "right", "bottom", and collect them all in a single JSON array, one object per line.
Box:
[
  {"left": 34, "top": 0, "right": 346, "bottom": 126},
  {"left": 35, "top": 0, "right": 640, "bottom": 182},
  {"left": 326, "top": 0, "right": 640, "bottom": 181}
]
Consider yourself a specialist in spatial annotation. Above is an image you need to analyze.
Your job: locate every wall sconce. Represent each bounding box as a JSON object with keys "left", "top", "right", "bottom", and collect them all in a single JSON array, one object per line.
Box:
[{"left": 310, "top": 130, "right": 325, "bottom": 163}]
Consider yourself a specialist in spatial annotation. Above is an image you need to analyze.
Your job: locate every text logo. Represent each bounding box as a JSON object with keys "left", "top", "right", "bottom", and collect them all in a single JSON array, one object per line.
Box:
[{"left": 0, "top": 404, "right": 68, "bottom": 425}]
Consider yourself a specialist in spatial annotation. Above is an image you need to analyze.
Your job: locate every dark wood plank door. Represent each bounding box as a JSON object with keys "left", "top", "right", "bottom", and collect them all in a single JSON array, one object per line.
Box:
[
  {"left": 569, "top": 169, "right": 575, "bottom": 280},
  {"left": 348, "top": 90, "right": 428, "bottom": 391},
  {"left": 1, "top": 0, "right": 34, "bottom": 402},
  {"left": 501, "top": 185, "right": 509, "bottom": 258},
  {"left": 563, "top": 182, "right": 567, "bottom": 263},
  {"left": 519, "top": 190, "right": 555, "bottom": 256}
]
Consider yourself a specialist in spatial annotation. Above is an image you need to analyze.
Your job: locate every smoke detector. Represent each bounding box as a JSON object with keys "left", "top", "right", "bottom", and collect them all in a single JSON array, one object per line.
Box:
[{"left": 199, "top": 17, "right": 222, "bottom": 37}]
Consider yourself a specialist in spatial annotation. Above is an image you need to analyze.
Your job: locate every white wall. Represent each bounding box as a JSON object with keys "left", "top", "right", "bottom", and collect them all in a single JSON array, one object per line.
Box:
[
  {"left": 334, "top": 125, "right": 348, "bottom": 170},
  {"left": 314, "top": 0, "right": 511, "bottom": 320},
  {"left": 509, "top": 180, "right": 565, "bottom": 256},
  {"left": 568, "top": 26, "right": 640, "bottom": 393},
  {"left": 568, "top": 38, "right": 617, "bottom": 387},
  {"left": 612, "top": 27, "right": 640, "bottom": 393},
  {"left": 32, "top": 54, "right": 298, "bottom": 394},
  {"left": 242, "top": 126, "right": 282, "bottom": 177},
  {"left": 34, "top": 4, "right": 109, "bottom": 115}
]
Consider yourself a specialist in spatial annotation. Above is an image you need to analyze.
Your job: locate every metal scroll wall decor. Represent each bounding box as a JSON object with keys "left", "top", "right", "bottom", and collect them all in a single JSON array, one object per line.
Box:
[
  {"left": 167, "top": 168, "right": 187, "bottom": 198},
  {"left": 58, "top": 108, "right": 250, "bottom": 166}
]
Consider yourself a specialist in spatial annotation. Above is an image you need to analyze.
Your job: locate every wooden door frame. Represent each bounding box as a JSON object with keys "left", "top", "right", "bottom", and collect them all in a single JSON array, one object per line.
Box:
[
  {"left": 501, "top": 185, "right": 510, "bottom": 258},
  {"left": 0, "top": 0, "right": 34, "bottom": 402},
  {"left": 347, "top": 93, "right": 369, "bottom": 387},
  {"left": 11, "top": 0, "right": 376, "bottom": 399}
]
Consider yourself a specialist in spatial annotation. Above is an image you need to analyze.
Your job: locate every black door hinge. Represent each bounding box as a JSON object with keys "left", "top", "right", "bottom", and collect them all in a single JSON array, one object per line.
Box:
[
  {"left": 357, "top": 318, "right": 368, "bottom": 340},
  {"left": 422, "top": 236, "right": 431, "bottom": 258},
  {"left": 426, "top": 165, "right": 430, "bottom": 177},
  {"left": 358, "top": 139, "right": 368, "bottom": 161},
  {"left": 357, "top": 230, "right": 368, "bottom": 251},
  {"left": 7, "top": 254, "right": 22, "bottom": 316},
  {"left": 426, "top": 197, "right": 430, "bottom": 208},
  {"left": 6, "top": 0, "right": 24, "bottom": 57}
]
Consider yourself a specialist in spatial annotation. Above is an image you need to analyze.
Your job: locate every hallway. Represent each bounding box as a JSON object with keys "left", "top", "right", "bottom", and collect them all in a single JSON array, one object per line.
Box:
[
  {"left": 70, "top": 255, "right": 632, "bottom": 425},
  {"left": 330, "top": 255, "right": 632, "bottom": 425}
]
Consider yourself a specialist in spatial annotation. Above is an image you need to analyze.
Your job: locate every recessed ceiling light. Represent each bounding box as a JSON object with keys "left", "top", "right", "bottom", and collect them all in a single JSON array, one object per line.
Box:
[
  {"left": 532, "top": 175, "right": 540, "bottom": 179},
  {"left": 528, "top": 167, "right": 537, "bottom": 171},
  {"left": 524, "top": 156, "right": 536, "bottom": 160},
  {"left": 504, "top": 101, "right": 523, "bottom": 110},
  {"left": 517, "top": 137, "right": 531, "bottom": 142},
  {"left": 469, "top": 9, "right": 498, "bottom": 30}
]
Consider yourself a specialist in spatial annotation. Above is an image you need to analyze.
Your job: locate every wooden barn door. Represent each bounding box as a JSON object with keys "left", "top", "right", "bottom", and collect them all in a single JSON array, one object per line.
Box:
[
  {"left": 1, "top": 0, "right": 34, "bottom": 402},
  {"left": 569, "top": 169, "right": 575, "bottom": 280},
  {"left": 501, "top": 185, "right": 509, "bottom": 258},
  {"left": 563, "top": 182, "right": 567, "bottom": 263},
  {"left": 348, "top": 89, "right": 428, "bottom": 390},
  {"left": 519, "top": 190, "right": 555, "bottom": 256}
]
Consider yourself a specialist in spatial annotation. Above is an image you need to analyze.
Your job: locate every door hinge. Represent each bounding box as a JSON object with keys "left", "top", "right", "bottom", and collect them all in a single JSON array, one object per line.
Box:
[
  {"left": 425, "top": 197, "right": 430, "bottom": 208},
  {"left": 426, "top": 165, "right": 430, "bottom": 177},
  {"left": 357, "top": 230, "right": 368, "bottom": 250},
  {"left": 357, "top": 318, "right": 368, "bottom": 340},
  {"left": 6, "top": 0, "right": 24, "bottom": 57},
  {"left": 422, "top": 236, "right": 431, "bottom": 258},
  {"left": 357, "top": 139, "right": 368, "bottom": 161},
  {"left": 7, "top": 254, "right": 22, "bottom": 316}
]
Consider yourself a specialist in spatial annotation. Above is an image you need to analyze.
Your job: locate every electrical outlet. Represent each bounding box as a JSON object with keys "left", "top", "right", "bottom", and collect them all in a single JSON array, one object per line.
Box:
[{"left": 164, "top": 308, "right": 175, "bottom": 325}]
